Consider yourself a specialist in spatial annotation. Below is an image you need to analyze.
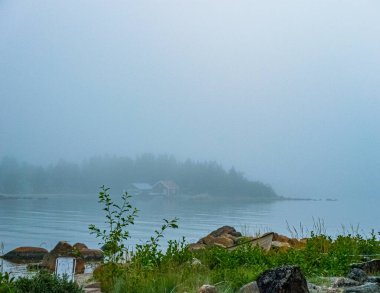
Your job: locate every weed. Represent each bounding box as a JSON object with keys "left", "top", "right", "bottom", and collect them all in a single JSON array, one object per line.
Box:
[{"left": 89, "top": 185, "right": 138, "bottom": 263}]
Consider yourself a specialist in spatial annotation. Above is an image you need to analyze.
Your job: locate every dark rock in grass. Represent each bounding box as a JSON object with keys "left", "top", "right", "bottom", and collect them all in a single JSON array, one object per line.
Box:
[
  {"left": 239, "top": 281, "right": 260, "bottom": 293},
  {"left": 351, "top": 260, "right": 380, "bottom": 275},
  {"left": 2, "top": 247, "right": 48, "bottom": 263},
  {"left": 332, "top": 277, "right": 360, "bottom": 288},
  {"left": 198, "top": 284, "right": 218, "bottom": 293},
  {"left": 347, "top": 268, "right": 368, "bottom": 284},
  {"left": 256, "top": 265, "right": 309, "bottom": 293},
  {"left": 343, "top": 283, "right": 380, "bottom": 293},
  {"left": 41, "top": 241, "right": 85, "bottom": 274}
]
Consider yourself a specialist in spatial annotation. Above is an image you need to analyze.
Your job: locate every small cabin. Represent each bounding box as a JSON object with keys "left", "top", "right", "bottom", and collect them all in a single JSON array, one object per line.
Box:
[{"left": 152, "top": 180, "right": 179, "bottom": 196}]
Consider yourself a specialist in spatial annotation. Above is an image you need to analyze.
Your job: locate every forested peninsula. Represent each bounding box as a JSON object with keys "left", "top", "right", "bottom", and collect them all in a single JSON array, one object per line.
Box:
[{"left": 0, "top": 154, "right": 280, "bottom": 200}]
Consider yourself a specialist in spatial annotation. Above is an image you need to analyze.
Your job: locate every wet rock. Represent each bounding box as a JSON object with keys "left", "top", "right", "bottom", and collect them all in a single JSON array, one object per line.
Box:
[
  {"left": 41, "top": 241, "right": 85, "bottom": 273},
  {"left": 347, "top": 268, "right": 368, "bottom": 284},
  {"left": 256, "top": 265, "right": 309, "bottom": 293},
  {"left": 239, "top": 281, "right": 259, "bottom": 293},
  {"left": 2, "top": 247, "right": 48, "bottom": 263},
  {"left": 343, "top": 283, "right": 380, "bottom": 293},
  {"left": 351, "top": 260, "right": 380, "bottom": 275},
  {"left": 199, "top": 284, "right": 218, "bottom": 293},
  {"left": 332, "top": 278, "right": 360, "bottom": 288}
]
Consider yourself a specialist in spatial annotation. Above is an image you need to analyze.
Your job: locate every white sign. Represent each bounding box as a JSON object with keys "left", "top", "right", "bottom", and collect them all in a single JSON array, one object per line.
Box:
[{"left": 55, "top": 257, "right": 76, "bottom": 282}]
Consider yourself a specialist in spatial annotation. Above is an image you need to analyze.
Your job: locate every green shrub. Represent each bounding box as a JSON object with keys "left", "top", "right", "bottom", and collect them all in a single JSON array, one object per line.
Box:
[
  {"left": 0, "top": 272, "right": 16, "bottom": 293},
  {"left": 14, "top": 272, "right": 83, "bottom": 293}
]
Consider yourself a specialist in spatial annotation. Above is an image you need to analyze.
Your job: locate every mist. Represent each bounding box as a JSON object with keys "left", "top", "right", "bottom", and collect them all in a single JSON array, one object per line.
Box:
[{"left": 1, "top": 1, "right": 380, "bottom": 199}]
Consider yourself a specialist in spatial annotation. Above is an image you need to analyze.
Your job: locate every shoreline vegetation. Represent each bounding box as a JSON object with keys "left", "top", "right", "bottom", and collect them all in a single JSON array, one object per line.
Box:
[{"left": 1, "top": 187, "right": 378, "bottom": 293}]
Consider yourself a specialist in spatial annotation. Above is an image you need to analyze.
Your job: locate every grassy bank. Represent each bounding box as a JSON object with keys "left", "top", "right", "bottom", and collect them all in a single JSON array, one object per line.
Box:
[{"left": 93, "top": 231, "right": 380, "bottom": 293}]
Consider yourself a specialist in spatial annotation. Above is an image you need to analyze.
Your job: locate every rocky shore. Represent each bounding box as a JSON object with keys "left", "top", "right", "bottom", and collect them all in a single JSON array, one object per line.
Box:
[
  {"left": 1, "top": 241, "right": 103, "bottom": 273},
  {"left": 1, "top": 226, "right": 379, "bottom": 293}
]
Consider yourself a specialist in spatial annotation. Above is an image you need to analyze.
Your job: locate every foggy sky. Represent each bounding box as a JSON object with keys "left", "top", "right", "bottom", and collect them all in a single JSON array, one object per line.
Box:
[{"left": 1, "top": 1, "right": 380, "bottom": 199}]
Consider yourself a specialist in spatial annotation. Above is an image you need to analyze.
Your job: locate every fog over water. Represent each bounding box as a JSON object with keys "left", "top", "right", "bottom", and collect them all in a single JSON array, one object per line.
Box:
[{"left": 1, "top": 1, "right": 380, "bottom": 200}]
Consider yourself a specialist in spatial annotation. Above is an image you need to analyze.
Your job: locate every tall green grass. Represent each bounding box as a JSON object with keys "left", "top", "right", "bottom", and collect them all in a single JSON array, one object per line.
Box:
[{"left": 94, "top": 230, "right": 380, "bottom": 293}]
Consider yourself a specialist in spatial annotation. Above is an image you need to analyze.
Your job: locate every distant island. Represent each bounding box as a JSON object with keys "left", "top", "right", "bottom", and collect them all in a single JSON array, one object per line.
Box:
[{"left": 0, "top": 154, "right": 281, "bottom": 201}]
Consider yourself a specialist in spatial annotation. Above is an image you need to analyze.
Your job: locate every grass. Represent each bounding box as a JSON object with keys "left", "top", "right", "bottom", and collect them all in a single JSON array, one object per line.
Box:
[
  {"left": 92, "top": 230, "right": 380, "bottom": 293},
  {"left": 0, "top": 271, "right": 83, "bottom": 293}
]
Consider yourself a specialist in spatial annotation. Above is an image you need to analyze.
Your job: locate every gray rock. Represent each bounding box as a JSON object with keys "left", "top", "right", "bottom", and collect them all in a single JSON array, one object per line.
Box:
[
  {"left": 343, "top": 283, "right": 380, "bottom": 293},
  {"left": 347, "top": 268, "right": 368, "bottom": 284},
  {"left": 191, "top": 257, "right": 202, "bottom": 266},
  {"left": 239, "top": 281, "right": 259, "bottom": 293},
  {"left": 198, "top": 284, "right": 218, "bottom": 293},
  {"left": 367, "top": 276, "right": 380, "bottom": 283},
  {"left": 351, "top": 260, "right": 380, "bottom": 275},
  {"left": 307, "top": 282, "right": 323, "bottom": 292},
  {"left": 257, "top": 265, "right": 309, "bottom": 293},
  {"left": 41, "top": 241, "right": 85, "bottom": 274},
  {"left": 332, "top": 278, "right": 360, "bottom": 288}
]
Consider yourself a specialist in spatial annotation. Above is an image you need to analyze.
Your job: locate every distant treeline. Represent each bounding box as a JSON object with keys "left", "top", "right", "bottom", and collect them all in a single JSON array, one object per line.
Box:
[{"left": 0, "top": 154, "right": 280, "bottom": 200}]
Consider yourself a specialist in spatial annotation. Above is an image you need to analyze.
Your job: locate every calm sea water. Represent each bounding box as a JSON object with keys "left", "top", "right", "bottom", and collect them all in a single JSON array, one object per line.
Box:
[{"left": 1, "top": 193, "right": 379, "bottom": 275}]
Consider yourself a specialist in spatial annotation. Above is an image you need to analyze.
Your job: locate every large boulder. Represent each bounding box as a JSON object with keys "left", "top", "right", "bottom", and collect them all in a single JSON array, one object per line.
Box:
[
  {"left": 41, "top": 241, "right": 85, "bottom": 273},
  {"left": 201, "top": 234, "right": 235, "bottom": 248},
  {"left": 2, "top": 247, "right": 48, "bottom": 263},
  {"left": 196, "top": 226, "right": 242, "bottom": 248},
  {"left": 209, "top": 226, "right": 242, "bottom": 238},
  {"left": 347, "top": 268, "right": 368, "bottom": 284},
  {"left": 332, "top": 277, "right": 360, "bottom": 288},
  {"left": 73, "top": 243, "right": 103, "bottom": 261},
  {"left": 256, "top": 265, "right": 309, "bottom": 293},
  {"left": 351, "top": 260, "right": 380, "bottom": 275}
]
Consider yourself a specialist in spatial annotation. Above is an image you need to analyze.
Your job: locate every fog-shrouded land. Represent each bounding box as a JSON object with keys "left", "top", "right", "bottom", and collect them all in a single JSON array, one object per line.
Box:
[
  {"left": 1, "top": 1, "right": 380, "bottom": 201},
  {"left": 0, "top": 155, "right": 279, "bottom": 201}
]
